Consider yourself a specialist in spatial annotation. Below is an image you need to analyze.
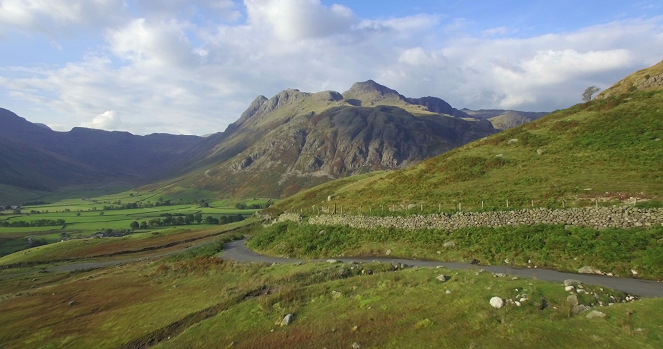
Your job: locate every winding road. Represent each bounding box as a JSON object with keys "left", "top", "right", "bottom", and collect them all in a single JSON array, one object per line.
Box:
[
  {"left": 222, "top": 238, "right": 663, "bottom": 298},
  {"left": 5, "top": 238, "right": 663, "bottom": 297}
]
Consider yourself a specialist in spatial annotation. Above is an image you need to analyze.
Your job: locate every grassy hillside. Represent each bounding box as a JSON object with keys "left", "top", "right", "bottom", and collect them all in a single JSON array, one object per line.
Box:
[
  {"left": 1, "top": 244, "right": 660, "bottom": 349},
  {"left": 274, "top": 88, "right": 663, "bottom": 213}
]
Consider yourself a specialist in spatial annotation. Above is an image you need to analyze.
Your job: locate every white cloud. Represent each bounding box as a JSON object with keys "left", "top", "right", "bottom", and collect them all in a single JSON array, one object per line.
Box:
[
  {"left": 0, "top": 0, "right": 126, "bottom": 36},
  {"left": 82, "top": 110, "right": 122, "bottom": 130},
  {"left": 245, "top": 0, "right": 356, "bottom": 41},
  {"left": 0, "top": 3, "right": 662, "bottom": 135}
]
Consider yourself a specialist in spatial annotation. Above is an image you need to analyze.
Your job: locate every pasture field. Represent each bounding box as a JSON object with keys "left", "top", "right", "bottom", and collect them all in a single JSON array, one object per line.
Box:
[
  {"left": 0, "top": 190, "right": 274, "bottom": 257},
  {"left": 0, "top": 242, "right": 661, "bottom": 349}
]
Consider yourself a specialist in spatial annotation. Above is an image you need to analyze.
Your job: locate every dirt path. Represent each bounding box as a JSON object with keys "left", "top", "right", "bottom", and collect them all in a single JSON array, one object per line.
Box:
[{"left": 221, "top": 238, "right": 663, "bottom": 297}]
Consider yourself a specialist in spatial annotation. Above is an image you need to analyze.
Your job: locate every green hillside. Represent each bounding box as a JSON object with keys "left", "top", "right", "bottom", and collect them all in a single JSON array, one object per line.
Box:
[{"left": 273, "top": 72, "right": 663, "bottom": 213}]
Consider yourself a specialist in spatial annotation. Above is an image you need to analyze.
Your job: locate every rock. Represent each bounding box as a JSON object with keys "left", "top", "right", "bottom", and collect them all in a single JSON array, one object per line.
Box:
[
  {"left": 281, "top": 314, "right": 294, "bottom": 326},
  {"left": 495, "top": 154, "right": 503, "bottom": 157},
  {"left": 331, "top": 291, "right": 343, "bottom": 299},
  {"left": 443, "top": 240, "right": 456, "bottom": 248},
  {"left": 537, "top": 149, "right": 545, "bottom": 155},
  {"left": 515, "top": 301, "right": 521, "bottom": 307},
  {"left": 436, "top": 275, "right": 448, "bottom": 282},
  {"left": 586, "top": 310, "right": 607, "bottom": 319},
  {"left": 573, "top": 305, "right": 590, "bottom": 314},
  {"left": 564, "top": 279, "right": 582, "bottom": 286},
  {"left": 319, "top": 230, "right": 325, "bottom": 235},
  {"left": 407, "top": 204, "right": 417, "bottom": 210},
  {"left": 508, "top": 138, "right": 519, "bottom": 144},
  {"left": 631, "top": 269, "right": 639, "bottom": 276},
  {"left": 386, "top": 249, "right": 392, "bottom": 256},
  {"left": 351, "top": 325, "right": 358, "bottom": 332},
  {"left": 565, "top": 286, "right": 575, "bottom": 292},
  {"left": 327, "top": 259, "right": 339, "bottom": 264},
  {"left": 567, "top": 295, "right": 579, "bottom": 306},
  {"left": 490, "top": 297, "right": 504, "bottom": 309},
  {"left": 493, "top": 273, "right": 507, "bottom": 278},
  {"left": 578, "top": 266, "right": 601, "bottom": 274},
  {"left": 68, "top": 301, "right": 76, "bottom": 306},
  {"left": 445, "top": 290, "right": 452, "bottom": 294},
  {"left": 352, "top": 342, "right": 361, "bottom": 349},
  {"left": 327, "top": 195, "right": 333, "bottom": 201}
]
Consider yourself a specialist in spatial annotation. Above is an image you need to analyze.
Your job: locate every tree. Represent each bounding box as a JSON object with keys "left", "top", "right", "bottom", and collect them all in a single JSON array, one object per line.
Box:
[
  {"left": 184, "top": 214, "right": 194, "bottom": 225},
  {"left": 140, "top": 221, "right": 148, "bottom": 229},
  {"left": 13, "top": 209, "right": 21, "bottom": 214},
  {"left": 194, "top": 213, "right": 202, "bottom": 224},
  {"left": 175, "top": 216, "right": 185, "bottom": 225},
  {"left": 130, "top": 221, "right": 140, "bottom": 230},
  {"left": 582, "top": 86, "right": 601, "bottom": 102},
  {"left": 205, "top": 216, "right": 215, "bottom": 225}
]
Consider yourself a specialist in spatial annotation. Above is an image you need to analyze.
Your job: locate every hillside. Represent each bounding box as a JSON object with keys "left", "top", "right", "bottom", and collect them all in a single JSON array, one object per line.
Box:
[
  {"left": 0, "top": 136, "right": 108, "bottom": 191},
  {"left": 273, "top": 62, "right": 663, "bottom": 213},
  {"left": 462, "top": 109, "right": 549, "bottom": 130},
  {"left": 156, "top": 81, "right": 497, "bottom": 198},
  {"left": 0, "top": 108, "right": 203, "bottom": 201},
  {"left": 596, "top": 59, "right": 663, "bottom": 99}
]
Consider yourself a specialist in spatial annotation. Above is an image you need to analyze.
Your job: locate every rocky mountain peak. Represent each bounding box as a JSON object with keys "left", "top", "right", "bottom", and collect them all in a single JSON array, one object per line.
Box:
[{"left": 342, "top": 80, "right": 405, "bottom": 104}]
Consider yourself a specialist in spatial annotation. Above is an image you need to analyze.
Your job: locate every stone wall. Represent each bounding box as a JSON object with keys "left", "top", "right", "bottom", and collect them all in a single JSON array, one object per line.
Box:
[{"left": 305, "top": 207, "right": 663, "bottom": 231}]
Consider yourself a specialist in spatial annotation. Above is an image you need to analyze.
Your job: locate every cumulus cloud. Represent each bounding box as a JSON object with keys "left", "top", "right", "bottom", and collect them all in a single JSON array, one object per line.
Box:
[
  {"left": 245, "top": 0, "right": 356, "bottom": 41},
  {"left": 0, "top": 2, "right": 662, "bottom": 135},
  {"left": 82, "top": 110, "right": 122, "bottom": 130},
  {"left": 0, "top": 0, "right": 126, "bottom": 36}
]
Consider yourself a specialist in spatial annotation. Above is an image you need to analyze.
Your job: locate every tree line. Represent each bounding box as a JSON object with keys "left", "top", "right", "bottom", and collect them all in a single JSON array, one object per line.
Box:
[
  {"left": 130, "top": 213, "right": 245, "bottom": 230},
  {"left": 1, "top": 219, "right": 65, "bottom": 228}
]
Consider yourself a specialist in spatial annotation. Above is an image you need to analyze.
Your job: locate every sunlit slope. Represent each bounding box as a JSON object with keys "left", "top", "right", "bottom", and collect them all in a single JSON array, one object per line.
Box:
[{"left": 274, "top": 88, "right": 663, "bottom": 212}]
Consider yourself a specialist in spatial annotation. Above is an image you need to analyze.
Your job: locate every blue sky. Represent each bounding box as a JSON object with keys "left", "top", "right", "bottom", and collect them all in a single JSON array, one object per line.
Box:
[{"left": 0, "top": 0, "right": 662, "bottom": 135}]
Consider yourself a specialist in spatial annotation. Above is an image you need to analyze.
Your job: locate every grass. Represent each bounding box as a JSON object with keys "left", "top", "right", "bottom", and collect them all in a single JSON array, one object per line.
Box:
[
  {"left": 0, "top": 190, "right": 272, "bottom": 257},
  {"left": 272, "top": 90, "right": 663, "bottom": 214},
  {"left": 0, "top": 219, "right": 257, "bottom": 266},
  {"left": 248, "top": 222, "right": 663, "bottom": 280},
  {"left": 1, "top": 247, "right": 661, "bottom": 349}
]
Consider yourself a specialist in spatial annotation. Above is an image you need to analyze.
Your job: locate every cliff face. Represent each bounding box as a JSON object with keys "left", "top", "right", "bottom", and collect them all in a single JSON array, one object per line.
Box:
[{"left": 175, "top": 81, "right": 496, "bottom": 198}]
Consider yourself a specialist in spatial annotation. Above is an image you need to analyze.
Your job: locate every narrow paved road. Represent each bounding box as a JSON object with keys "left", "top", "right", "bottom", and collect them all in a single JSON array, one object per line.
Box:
[{"left": 221, "top": 238, "right": 663, "bottom": 298}]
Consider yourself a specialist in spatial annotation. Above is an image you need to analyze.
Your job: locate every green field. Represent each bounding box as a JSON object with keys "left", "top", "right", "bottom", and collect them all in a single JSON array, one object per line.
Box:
[{"left": 0, "top": 191, "right": 274, "bottom": 257}]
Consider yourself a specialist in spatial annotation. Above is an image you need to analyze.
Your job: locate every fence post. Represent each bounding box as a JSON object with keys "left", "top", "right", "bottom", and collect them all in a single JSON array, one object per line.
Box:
[
  {"left": 481, "top": 201, "right": 484, "bottom": 209},
  {"left": 334, "top": 203, "right": 337, "bottom": 214},
  {"left": 562, "top": 200, "right": 565, "bottom": 208},
  {"left": 458, "top": 202, "right": 461, "bottom": 211},
  {"left": 595, "top": 198, "right": 598, "bottom": 209},
  {"left": 438, "top": 203, "right": 441, "bottom": 213},
  {"left": 531, "top": 199, "right": 534, "bottom": 207},
  {"left": 420, "top": 204, "right": 423, "bottom": 212},
  {"left": 507, "top": 199, "right": 509, "bottom": 208}
]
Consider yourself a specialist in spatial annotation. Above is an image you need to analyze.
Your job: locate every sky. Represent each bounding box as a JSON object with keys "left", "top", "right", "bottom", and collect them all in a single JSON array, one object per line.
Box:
[{"left": 0, "top": 0, "right": 662, "bottom": 135}]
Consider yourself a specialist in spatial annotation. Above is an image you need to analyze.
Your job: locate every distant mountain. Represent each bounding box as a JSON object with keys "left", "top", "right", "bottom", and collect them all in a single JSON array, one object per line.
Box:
[
  {"left": 461, "top": 109, "right": 549, "bottom": 130},
  {"left": 157, "top": 81, "right": 497, "bottom": 198},
  {"left": 0, "top": 108, "right": 202, "bottom": 196}
]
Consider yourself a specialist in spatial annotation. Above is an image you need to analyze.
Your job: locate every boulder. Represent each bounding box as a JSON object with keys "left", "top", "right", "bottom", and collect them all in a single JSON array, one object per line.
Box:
[
  {"left": 566, "top": 295, "right": 579, "bottom": 306},
  {"left": 564, "top": 279, "right": 582, "bottom": 286},
  {"left": 443, "top": 241, "right": 456, "bottom": 248},
  {"left": 586, "top": 310, "right": 607, "bottom": 319},
  {"left": 578, "top": 266, "right": 601, "bottom": 274},
  {"left": 573, "top": 304, "right": 590, "bottom": 314},
  {"left": 331, "top": 290, "right": 343, "bottom": 299},
  {"left": 386, "top": 249, "right": 392, "bottom": 256},
  {"left": 565, "top": 286, "right": 575, "bottom": 292},
  {"left": 436, "top": 275, "right": 448, "bottom": 282},
  {"left": 490, "top": 297, "right": 504, "bottom": 309},
  {"left": 352, "top": 343, "right": 361, "bottom": 349},
  {"left": 281, "top": 314, "right": 294, "bottom": 326},
  {"left": 327, "top": 259, "right": 339, "bottom": 264}
]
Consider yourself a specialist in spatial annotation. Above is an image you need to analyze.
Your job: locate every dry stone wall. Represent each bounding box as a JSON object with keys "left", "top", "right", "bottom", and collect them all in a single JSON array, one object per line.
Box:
[{"left": 305, "top": 207, "right": 663, "bottom": 231}]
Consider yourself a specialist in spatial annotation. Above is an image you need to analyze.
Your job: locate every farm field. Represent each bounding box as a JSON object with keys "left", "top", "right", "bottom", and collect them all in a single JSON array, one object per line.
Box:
[{"left": 0, "top": 190, "right": 275, "bottom": 257}]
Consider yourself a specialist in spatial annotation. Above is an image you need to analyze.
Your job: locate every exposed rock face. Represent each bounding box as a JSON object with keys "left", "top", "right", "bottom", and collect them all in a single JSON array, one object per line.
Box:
[
  {"left": 462, "top": 109, "right": 549, "bottom": 130},
  {"left": 185, "top": 81, "right": 496, "bottom": 198}
]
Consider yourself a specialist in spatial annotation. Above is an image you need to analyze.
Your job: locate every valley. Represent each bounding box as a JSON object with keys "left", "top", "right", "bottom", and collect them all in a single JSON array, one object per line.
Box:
[{"left": 0, "top": 58, "right": 662, "bottom": 348}]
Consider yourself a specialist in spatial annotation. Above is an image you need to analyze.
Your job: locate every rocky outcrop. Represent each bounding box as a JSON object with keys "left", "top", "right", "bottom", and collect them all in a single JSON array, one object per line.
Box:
[{"left": 306, "top": 207, "right": 663, "bottom": 231}]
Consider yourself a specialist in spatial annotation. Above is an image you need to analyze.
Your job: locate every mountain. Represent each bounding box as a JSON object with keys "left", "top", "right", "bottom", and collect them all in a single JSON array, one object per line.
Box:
[
  {"left": 0, "top": 135, "right": 108, "bottom": 191},
  {"left": 0, "top": 108, "right": 202, "bottom": 198},
  {"left": 154, "top": 81, "right": 497, "bottom": 198},
  {"left": 273, "top": 62, "right": 663, "bottom": 212},
  {"left": 462, "top": 109, "right": 549, "bottom": 130}
]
